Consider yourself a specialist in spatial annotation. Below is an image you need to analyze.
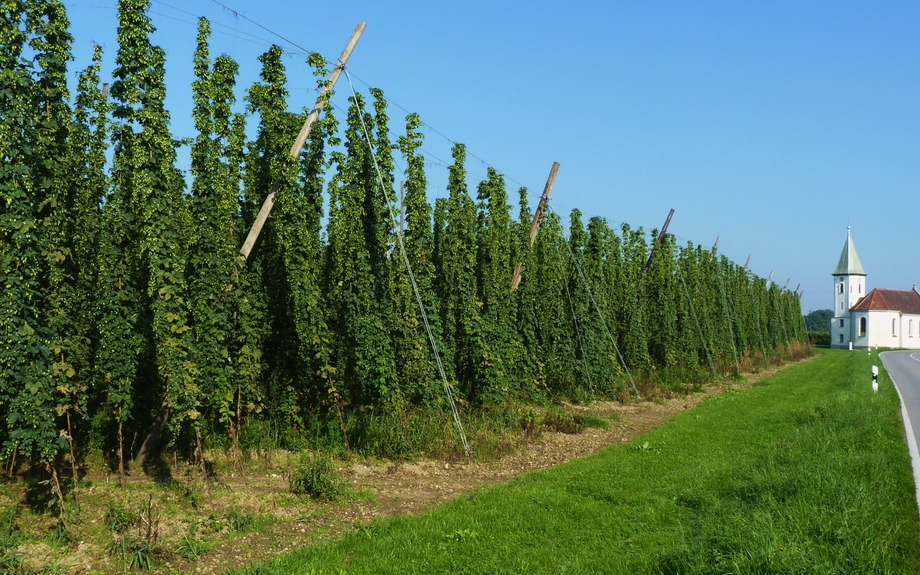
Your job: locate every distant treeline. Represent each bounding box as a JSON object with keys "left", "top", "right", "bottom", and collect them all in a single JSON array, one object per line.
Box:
[
  {"left": 0, "top": 0, "right": 806, "bottom": 474},
  {"left": 804, "top": 309, "right": 833, "bottom": 346}
]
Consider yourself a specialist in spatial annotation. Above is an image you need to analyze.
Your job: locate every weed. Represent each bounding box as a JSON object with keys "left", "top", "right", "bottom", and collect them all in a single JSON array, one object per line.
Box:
[
  {"left": 442, "top": 528, "right": 478, "bottom": 542},
  {"left": 182, "top": 487, "right": 203, "bottom": 509},
  {"left": 225, "top": 508, "right": 256, "bottom": 532},
  {"left": 0, "top": 505, "right": 22, "bottom": 571},
  {"left": 106, "top": 495, "right": 160, "bottom": 572},
  {"left": 108, "top": 533, "right": 154, "bottom": 571},
  {"left": 353, "top": 518, "right": 380, "bottom": 540},
  {"left": 542, "top": 408, "right": 584, "bottom": 434},
  {"left": 630, "top": 440, "right": 657, "bottom": 453},
  {"left": 0, "top": 505, "right": 21, "bottom": 548},
  {"left": 203, "top": 512, "right": 225, "bottom": 533},
  {"left": 177, "top": 523, "right": 206, "bottom": 561},
  {"left": 520, "top": 409, "right": 540, "bottom": 438},
  {"left": 289, "top": 454, "right": 344, "bottom": 500},
  {"left": 580, "top": 414, "right": 610, "bottom": 429},
  {"left": 125, "top": 536, "right": 153, "bottom": 571},
  {"left": 48, "top": 520, "right": 69, "bottom": 549},
  {"left": 105, "top": 499, "right": 137, "bottom": 533}
]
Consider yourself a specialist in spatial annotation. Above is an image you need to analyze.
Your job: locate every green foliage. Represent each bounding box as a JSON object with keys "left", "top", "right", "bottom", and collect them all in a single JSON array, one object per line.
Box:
[
  {"left": 438, "top": 143, "right": 486, "bottom": 403},
  {"left": 105, "top": 499, "right": 138, "bottom": 533},
  {"left": 390, "top": 113, "right": 443, "bottom": 404},
  {"left": 541, "top": 408, "right": 584, "bottom": 434},
  {"left": 0, "top": 3, "right": 810, "bottom": 474},
  {"left": 177, "top": 523, "right": 206, "bottom": 560},
  {"left": 804, "top": 308, "right": 833, "bottom": 332},
  {"left": 804, "top": 308, "right": 832, "bottom": 345},
  {"left": 289, "top": 453, "right": 344, "bottom": 500},
  {"left": 325, "top": 91, "right": 397, "bottom": 409}
]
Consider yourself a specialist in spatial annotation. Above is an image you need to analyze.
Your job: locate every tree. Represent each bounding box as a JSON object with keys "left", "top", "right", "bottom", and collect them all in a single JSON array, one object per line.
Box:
[
  {"left": 0, "top": 0, "right": 63, "bottom": 470},
  {"left": 110, "top": 0, "right": 198, "bottom": 466},
  {"left": 242, "top": 44, "right": 301, "bottom": 428},
  {"left": 437, "top": 144, "right": 485, "bottom": 403},
  {"left": 392, "top": 113, "right": 443, "bottom": 404},
  {"left": 325, "top": 92, "right": 396, "bottom": 409},
  {"left": 804, "top": 309, "right": 832, "bottom": 333},
  {"left": 475, "top": 168, "right": 517, "bottom": 402}
]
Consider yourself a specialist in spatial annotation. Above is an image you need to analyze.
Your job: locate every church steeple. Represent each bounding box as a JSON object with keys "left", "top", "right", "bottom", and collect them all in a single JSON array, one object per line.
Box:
[
  {"left": 831, "top": 228, "right": 866, "bottom": 348},
  {"left": 833, "top": 226, "right": 866, "bottom": 277}
]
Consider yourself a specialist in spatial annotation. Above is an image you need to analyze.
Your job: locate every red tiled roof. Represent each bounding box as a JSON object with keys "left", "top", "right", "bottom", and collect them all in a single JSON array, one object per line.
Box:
[{"left": 852, "top": 288, "right": 920, "bottom": 314}]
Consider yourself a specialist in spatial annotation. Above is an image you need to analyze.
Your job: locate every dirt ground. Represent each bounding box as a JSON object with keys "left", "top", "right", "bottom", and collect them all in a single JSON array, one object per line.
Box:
[{"left": 12, "top": 363, "right": 799, "bottom": 574}]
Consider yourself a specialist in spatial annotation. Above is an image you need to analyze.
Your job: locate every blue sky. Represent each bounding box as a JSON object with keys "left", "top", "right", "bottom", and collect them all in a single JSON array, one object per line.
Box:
[{"left": 64, "top": 1, "right": 920, "bottom": 314}]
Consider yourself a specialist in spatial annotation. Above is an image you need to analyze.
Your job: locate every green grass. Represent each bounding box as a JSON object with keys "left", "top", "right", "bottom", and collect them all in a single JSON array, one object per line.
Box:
[{"left": 231, "top": 349, "right": 920, "bottom": 574}]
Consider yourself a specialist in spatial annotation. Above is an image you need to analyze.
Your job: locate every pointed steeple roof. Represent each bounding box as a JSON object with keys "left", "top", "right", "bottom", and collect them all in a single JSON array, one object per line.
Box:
[{"left": 833, "top": 227, "right": 866, "bottom": 276}]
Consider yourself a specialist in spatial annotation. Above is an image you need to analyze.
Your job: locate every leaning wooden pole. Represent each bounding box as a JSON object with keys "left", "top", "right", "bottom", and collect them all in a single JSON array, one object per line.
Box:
[
  {"left": 636, "top": 208, "right": 675, "bottom": 303},
  {"left": 510, "top": 161, "right": 560, "bottom": 291},
  {"left": 237, "top": 22, "right": 367, "bottom": 265},
  {"left": 642, "top": 208, "right": 675, "bottom": 274}
]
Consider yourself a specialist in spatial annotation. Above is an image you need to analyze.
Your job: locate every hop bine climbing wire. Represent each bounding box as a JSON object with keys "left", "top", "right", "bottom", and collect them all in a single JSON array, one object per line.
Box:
[
  {"left": 229, "top": 20, "right": 469, "bottom": 457},
  {"left": 342, "top": 67, "right": 471, "bottom": 457},
  {"left": 548, "top": 206, "right": 642, "bottom": 401}
]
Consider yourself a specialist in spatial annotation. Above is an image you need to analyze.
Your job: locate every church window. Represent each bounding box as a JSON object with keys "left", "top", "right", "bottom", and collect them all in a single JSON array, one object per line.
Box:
[
  {"left": 859, "top": 283, "right": 862, "bottom": 294},
  {"left": 839, "top": 334, "right": 844, "bottom": 343},
  {"left": 893, "top": 318, "right": 897, "bottom": 336},
  {"left": 850, "top": 285, "right": 853, "bottom": 293},
  {"left": 910, "top": 319, "right": 914, "bottom": 337},
  {"left": 839, "top": 319, "right": 844, "bottom": 328},
  {"left": 838, "top": 282, "right": 844, "bottom": 294},
  {"left": 859, "top": 317, "right": 866, "bottom": 336}
]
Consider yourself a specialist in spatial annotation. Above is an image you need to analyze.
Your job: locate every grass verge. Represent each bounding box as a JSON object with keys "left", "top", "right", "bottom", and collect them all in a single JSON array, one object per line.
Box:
[{"left": 230, "top": 348, "right": 920, "bottom": 574}]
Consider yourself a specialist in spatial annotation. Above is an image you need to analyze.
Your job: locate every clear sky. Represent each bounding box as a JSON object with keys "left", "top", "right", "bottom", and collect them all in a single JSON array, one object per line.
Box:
[{"left": 64, "top": 0, "right": 920, "bottom": 314}]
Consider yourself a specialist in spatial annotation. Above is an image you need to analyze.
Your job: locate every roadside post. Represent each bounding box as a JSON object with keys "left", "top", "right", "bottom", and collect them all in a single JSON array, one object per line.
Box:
[{"left": 872, "top": 365, "right": 879, "bottom": 392}]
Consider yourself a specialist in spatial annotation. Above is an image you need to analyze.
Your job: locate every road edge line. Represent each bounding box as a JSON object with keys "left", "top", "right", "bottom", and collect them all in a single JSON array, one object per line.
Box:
[{"left": 881, "top": 351, "right": 920, "bottom": 516}]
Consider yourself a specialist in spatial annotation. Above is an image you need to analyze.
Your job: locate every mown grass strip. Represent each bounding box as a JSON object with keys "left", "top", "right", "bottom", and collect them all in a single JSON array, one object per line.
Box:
[{"left": 232, "top": 349, "right": 920, "bottom": 574}]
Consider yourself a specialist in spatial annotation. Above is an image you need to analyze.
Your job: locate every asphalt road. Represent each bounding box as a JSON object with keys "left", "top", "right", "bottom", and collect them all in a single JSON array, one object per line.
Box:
[{"left": 880, "top": 350, "right": 920, "bottom": 513}]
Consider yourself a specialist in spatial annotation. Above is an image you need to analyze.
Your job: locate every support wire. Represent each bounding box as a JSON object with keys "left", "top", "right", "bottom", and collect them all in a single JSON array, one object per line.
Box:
[
  {"left": 343, "top": 69, "right": 470, "bottom": 457},
  {"left": 675, "top": 261, "right": 718, "bottom": 378},
  {"left": 550, "top": 207, "right": 641, "bottom": 401}
]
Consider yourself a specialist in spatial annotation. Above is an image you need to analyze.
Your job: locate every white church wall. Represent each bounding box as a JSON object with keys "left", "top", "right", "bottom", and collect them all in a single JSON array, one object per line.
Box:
[
  {"left": 851, "top": 311, "right": 869, "bottom": 348},
  {"left": 902, "top": 314, "right": 920, "bottom": 350},
  {"left": 866, "top": 310, "right": 902, "bottom": 348}
]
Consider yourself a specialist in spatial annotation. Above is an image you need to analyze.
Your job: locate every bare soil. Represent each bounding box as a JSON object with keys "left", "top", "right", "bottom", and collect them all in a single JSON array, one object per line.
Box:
[{"left": 10, "top": 362, "right": 801, "bottom": 574}]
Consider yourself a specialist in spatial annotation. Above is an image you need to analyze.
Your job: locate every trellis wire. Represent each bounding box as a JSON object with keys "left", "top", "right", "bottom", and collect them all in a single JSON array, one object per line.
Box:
[
  {"left": 549, "top": 207, "right": 641, "bottom": 401},
  {"left": 561, "top": 255, "right": 600, "bottom": 412},
  {"left": 343, "top": 68, "right": 470, "bottom": 457},
  {"left": 712, "top": 255, "right": 741, "bottom": 374},
  {"left": 675, "top": 260, "right": 718, "bottom": 379}
]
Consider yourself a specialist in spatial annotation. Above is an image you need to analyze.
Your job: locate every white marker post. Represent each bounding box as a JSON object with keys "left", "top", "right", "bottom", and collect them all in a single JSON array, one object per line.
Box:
[{"left": 872, "top": 365, "right": 879, "bottom": 392}]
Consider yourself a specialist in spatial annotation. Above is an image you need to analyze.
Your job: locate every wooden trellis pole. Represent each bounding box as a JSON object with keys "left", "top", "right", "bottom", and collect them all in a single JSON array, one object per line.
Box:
[
  {"left": 644, "top": 209, "right": 674, "bottom": 272},
  {"left": 636, "top": 208, "right": 674, "bottom": 302},
  {"left": 510, "top": 161, "right": 560, "bottom": 291},
  {"left": 237, "top": 22, "right": 367, "bottom": 265}
]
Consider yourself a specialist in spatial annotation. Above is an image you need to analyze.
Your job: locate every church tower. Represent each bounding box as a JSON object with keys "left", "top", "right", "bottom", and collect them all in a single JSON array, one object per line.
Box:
[{"left": 831, "top": 227, "right": 866, "bottom": 347}]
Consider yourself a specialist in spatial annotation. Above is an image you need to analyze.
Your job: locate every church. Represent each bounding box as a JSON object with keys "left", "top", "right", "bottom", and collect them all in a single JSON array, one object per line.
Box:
[{"left": 831, "top": 228, "right": 920, "bottom": 349}]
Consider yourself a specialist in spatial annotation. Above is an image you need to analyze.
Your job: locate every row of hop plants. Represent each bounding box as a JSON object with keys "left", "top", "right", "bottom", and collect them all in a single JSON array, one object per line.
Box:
[{"left": 0, "top": 0, "right": 808, "bottom": 486}]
